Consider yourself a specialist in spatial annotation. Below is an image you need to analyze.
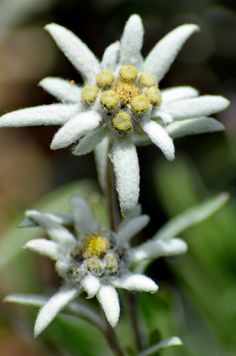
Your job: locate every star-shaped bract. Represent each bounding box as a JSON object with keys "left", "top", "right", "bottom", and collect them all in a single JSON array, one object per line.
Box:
[{"left": 0, "top": 15, "right": 229, "bottom": 215}]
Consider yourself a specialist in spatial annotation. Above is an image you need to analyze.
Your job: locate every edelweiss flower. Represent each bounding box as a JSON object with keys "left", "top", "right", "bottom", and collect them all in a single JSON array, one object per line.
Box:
[
  {"left": 0, "top": 15, "right": 229, "bottom": 214},
  {"left": 4, "top": 196, "right": 189, "bottom": 337},
  {"left": 5, "top": 193, "right": 227, "bottom": 336}
]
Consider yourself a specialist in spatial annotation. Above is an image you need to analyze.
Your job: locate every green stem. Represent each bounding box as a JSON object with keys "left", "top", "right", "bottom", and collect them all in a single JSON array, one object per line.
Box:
[
  {"left": 104, "top": 320, "right": 125, "bottom": 356},
  {"left": 127, "top": 292, "right": 145, "bottom": 352}
]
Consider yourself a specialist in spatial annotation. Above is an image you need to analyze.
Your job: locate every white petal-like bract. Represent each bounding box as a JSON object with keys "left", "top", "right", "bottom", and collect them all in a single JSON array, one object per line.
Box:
[
  {"left": 94, "top": 137, "right": 109, "bottom": 191},
  {"left": 34, "top": 287, "right": 78, "bottom": 337},
  {"left": 0, "top": 104, "right": 78, "bottom": 127},
  {"left": 166, "top": 95, "right": 230, "bottom": 120},
  {"left": 101, "top": 41, "right": 120, "bottom": 71},
  {"left": 113, "top": 274, "right": 158, "bottom": 293},
  {"left": 73, "top": 127, "right": 106, "bottom": 156},
  {"left": 141, "top": 120, "right": 175, "bottom": 160},
  {"left": 39, "top": 77, "right": 82, "bottom": 103},
  {"left": 70, "top": 196, "right": 99, "bottom": 236},
  {"left": 161, "top": 86, "right": 199, "bottom": 103},
  {"left": 97, "top": 285, "right": 120, "bottom": 327},
  {"left": 120, "top": 14, "right": 144, "bottom": 67},
  {"left": 167, "top": 117, "right": 224, "bottom": 138},
  {"left": 45, "top": 24, "right": 100, "bottom": 83},
  {"left": 144, "top": 24, "right": 199, "bottom": 82},
  {"left": 24, "top": 239, "right": 60, "bottom": 260},
  {"left": 140, "top": 336, "right": 182, "bottom": 356},
  {"left": 51, "top": 111, "right": 101, "bottom": 150},
  {"left": 116, "top": 215, "right": 150, "bottom": 244},
  {"left": 110, "top": 138, "right": 140, "bottom": 215},
  {"left": 26, "top": 210, "right": 76, "bottom": 244},
  {"left": 81, "top": 275, "right": 100, "bottom": 298},
  {"left": 130, "top": 238, "right": 188, "bottom": 263},
  {"left": 154, "top": 193, "right": 229, "bottom": 240}
]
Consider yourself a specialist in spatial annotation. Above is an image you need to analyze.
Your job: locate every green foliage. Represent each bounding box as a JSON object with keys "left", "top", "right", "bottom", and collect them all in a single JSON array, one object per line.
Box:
[{"left": 154, "top": 157, "right": 236, "bottom": 356}]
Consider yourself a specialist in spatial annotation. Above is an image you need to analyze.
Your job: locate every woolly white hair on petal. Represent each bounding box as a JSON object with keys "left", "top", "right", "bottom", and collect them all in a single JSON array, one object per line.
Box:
[
  {"left": 0, "top": 104, "right": 78, "bottom": 127},
  {"left": 24, "top": 239, "right": 61, "bottom": 261},
  {"left": 26, "top": 210, "right": 76, "bottom": 244},
  {"left": 39, "top": 77, "right": 82, "bottom": 103},
  {"left": 70, "top": 196, "right": 99, "bottom": 236},
  {"left": 34, "top": 287, "right": 78, "bottom": 337},
  {"left": 81, "top": 275, "right": 100, "bottom": 298},
  {"left": 141, "top": 120, "right": 175, "bottom": 161},
  {"left": 167, "top": 117, "right": 225, "bottom": 139},
  {"left": 50, "top": 111, "right": 101, "bottom": 150},
  {"left": 166, "top": 95, "right": 230, "bottom": 120},
  {"left": 73, "top": 127, "right": 106, "bottom": 156},
  {"left": 116, "top": 215, "right": 150, "bottom": 244},
  {"left": 129, "top": 238, "right": 188, "bottom": 263},
  {"left": 97, "top": 286, "right": 120, "bottom": 327},
  {"left": 45, "top": 23, "right": 100, "bottom": 84},
  {"left": 113, "top": 274, "right": 158, "bottom": 293},
  {"left": 161, "top": 86, "right": 199, "bottom": 103},
  {"left": 120, "top": 14, "right": 144, "bottom": 67},
  {"left": 101, "top": 41, "right": 120, "bottom": 71},
  {"left": 94, "top": 137, "right": 109, "bottom": 191},
  {"left": 144, "top": 24, "right": 199, "bottom": 82},
  {"left": 110, "top": 138, "right": 140, "bottom": 216}
]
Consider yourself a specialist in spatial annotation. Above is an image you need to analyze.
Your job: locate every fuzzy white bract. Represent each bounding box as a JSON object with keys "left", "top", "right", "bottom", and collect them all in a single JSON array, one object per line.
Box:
[{"left": 0, "top": 15, "right": 229, "bottom": 215}]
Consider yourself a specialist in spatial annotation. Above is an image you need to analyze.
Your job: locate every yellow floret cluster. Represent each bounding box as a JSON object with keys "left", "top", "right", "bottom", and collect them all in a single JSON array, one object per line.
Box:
[{"left": 80, "top": 64, "right": 162, "bottom": 133}]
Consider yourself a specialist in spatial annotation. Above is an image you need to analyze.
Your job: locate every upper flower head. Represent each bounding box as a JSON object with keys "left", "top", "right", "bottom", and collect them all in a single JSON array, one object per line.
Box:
[{"left": 0, "top": 15, "right": 229, "bottom": 215}]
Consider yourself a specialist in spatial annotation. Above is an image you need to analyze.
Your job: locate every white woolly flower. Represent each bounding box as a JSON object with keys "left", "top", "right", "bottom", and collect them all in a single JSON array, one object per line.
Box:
[
  {"left": 0, "top": 15, "right": 229, "bottom": 215},
  {"left": 4, "top": 193, "right": 228, "bottom": 336}
]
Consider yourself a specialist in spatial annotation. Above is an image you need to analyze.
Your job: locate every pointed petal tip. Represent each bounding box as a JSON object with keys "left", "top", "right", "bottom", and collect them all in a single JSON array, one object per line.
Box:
[
  {"left": 128, "top": 13, "right": 142, "bottom": 23},
  {"left": 221, "top": 96, "right": 230, "bottom": 109},
  {"left": 3, "top": 295, "right": 12, "bottom": 303},
  {"left": 33, "top": 327, "right": 40, "bottom": 338},
  {"left": 184, "top": 23, "right": 200, "bottom": 32},
  {"left": 166, "top": 149, "right": 175, "bottom": 161},
  {"left": 44, "top": 23, "right": 57, "bottom": 31},
  {"left": 50, "top": 139, "right": 60, "bottom": 150}
]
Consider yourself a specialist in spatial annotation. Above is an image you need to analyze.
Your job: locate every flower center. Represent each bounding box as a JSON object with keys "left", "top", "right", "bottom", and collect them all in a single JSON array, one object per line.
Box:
[
  {"left": 113, "top": 80, "right": 141, "bottom": 105},
  {"left": 82, "top": 234, "right": 109, "bottom": 258},
  {"left": 80, "top": 64, "right": 162, "bottom": 133}
]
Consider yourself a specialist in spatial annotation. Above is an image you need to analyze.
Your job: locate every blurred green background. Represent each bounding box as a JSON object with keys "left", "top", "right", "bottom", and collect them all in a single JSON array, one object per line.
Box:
[{"left": 0, "top": 0, "right": 235, "bottom": 355}]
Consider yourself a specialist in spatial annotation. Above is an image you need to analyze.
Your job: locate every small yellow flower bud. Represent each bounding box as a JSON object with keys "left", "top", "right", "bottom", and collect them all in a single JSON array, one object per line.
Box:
[
  {"left": 100, "top": 90, "right": 119, "bottom": 110},
  {"left": 82, "top": 234, "right": 109, "bottom": 258},
  {"left": 145, "top": 86, "right": 162, "bottom": 105},
  {"left": 131, "top": 95, "right": 150, "bottom": 113},
  {"left": 81, "top": 86, "right": 99, "bottom": 104},
  {"left": 70, "top": 80, "right": 75, "bottom": 85},
  {"left": 139, "top": 71, "right": 156, "bottom": 87},
  {"left": 96, "top": 69, "right": 115, "bottom": 88},
  {"left": 112, "top": 111, "right": 132, "bottom": 133},
  {"left": 119, "top": 64, "right": 138, "bottom": 82}
]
